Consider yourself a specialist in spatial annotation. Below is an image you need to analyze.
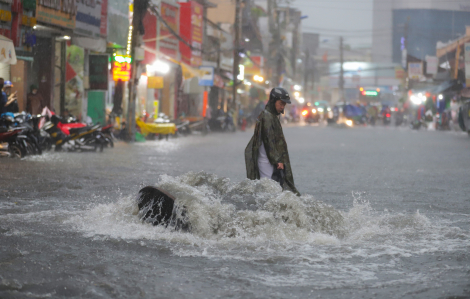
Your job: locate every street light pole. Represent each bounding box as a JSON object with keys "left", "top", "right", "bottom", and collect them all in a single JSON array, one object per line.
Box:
[
  {"left": 232, "top": 0, "right": 241, "bottom": 107},
  {"left": 339, "top": 36, "right": 345, "bottom": 102},
  {"left": 126, "top": 0, "right": 148, "bottom": 141}
]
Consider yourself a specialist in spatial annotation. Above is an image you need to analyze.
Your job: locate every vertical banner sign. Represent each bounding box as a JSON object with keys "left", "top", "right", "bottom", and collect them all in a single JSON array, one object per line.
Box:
[
  {"left": 465, "top": 43, "right": 470, "bottom": 86},
  {"left": 179, "top": 1, "right": 203, "bottom": 67},
  {"left": 159, "top": 1, "right": 179, "bottom": 60},
  {"left": 100, "top": 0, "right": 108, "bottom": 36},
  {"left": 401, "top": 49, "right": 407, "bottom": 69},
  {"left": 425, "top": 56, "right": 438, "bottom": 75},
  {"left": 89, "top": 55, "right": 109, "bottom": 90},
  {"left": 65, "top": 45, "right": 84, "bottom": 117},
  {"left": 202, "top": 90, "right": 208, "bottom": 117},
  {"left": 408, "top": 62, "right": 422, "bottom": 80}
]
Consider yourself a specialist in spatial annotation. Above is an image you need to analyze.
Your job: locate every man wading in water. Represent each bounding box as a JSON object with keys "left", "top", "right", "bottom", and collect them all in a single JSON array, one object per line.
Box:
[{"left": 245, "top": 87, "right": 300, "bottom": 196}]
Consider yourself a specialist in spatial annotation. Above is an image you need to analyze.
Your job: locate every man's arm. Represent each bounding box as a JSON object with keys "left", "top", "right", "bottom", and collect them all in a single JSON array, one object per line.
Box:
[{"left": 6, "top": 92, "right": 17, "bottom": 106}]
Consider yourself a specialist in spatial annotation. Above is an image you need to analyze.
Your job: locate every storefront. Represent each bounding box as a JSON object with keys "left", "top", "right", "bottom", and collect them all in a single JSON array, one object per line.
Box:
[
  {"left": 178, "top": 0, "right": 205, "bottom": 118},
  {"left": 10, "top": 0, "right": 36, "bottom": 112},
  {"left": 71, "top": 0, "right": 108, "bottom": 123},
  {"left": 27, "top": 0, "right": 76, "bottom": 114},
  {"left": 141, "top": 0, "right": 180, "bottom": 120}
]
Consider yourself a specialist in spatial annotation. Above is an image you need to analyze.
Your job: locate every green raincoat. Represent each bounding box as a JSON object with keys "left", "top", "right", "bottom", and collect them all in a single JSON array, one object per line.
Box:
[{"left": 245, "top": 100, "right": 300, "bottom": 196}]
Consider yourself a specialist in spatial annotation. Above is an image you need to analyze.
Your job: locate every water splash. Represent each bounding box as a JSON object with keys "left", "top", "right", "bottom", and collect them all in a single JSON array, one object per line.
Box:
[{"left": 66, "top": 171, "right": 469, "bottom": 263}]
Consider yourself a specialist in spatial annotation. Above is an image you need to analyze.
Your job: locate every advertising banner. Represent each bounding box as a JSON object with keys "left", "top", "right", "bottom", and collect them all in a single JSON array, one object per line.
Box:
[
  {"left": 148, "top": 76, "right": 164, "bottom": 89},
  {"left": 408, "top": 62, "right": 422, "bottom": 80},
  {"left": 65, "top": 45, "right": 84, "bottom": 117},
  {"left": 75, "top": 0, "right": 102, "bottom": 38},
  {"left": 244, "top": 56, "right": 263, "bottom": 76},
  {"left": 89, "top": 55, "right": 108, "bottom": 90},
  {"left": 159, "top": 1, "right": 179, "bottom": 60},
  {"left": 36, "top": 0, "right": 76, "bottom": 29},
  {"left": 425, "top": 56, "right": 438, "bottom": 75},
  {"left": 100, "top": 0, "right": 107, "bottom": 36},
  {"left": 0, "top": 35, "right": 17, "bottom": 64},
  {"left": 179, "top": 1, "right": 203, "bottom": 67},
  {"left": 113, "top": 61, "right": 131, "bottom": 81}
]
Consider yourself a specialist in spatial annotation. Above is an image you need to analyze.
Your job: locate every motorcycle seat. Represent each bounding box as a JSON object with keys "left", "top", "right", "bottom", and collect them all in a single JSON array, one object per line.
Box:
[{"left": 69, "top": 127, "right": 91, "bottom": 135}]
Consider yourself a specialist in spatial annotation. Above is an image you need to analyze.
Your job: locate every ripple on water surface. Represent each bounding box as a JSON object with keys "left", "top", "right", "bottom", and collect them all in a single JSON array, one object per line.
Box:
[{"left": 59, "top": 171, "right": 470, "bottom": 288}]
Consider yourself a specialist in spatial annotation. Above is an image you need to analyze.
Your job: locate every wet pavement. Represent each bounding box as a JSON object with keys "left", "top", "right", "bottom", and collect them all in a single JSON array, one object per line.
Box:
[{"left": 1, "top": 125, "right": 470, "bottom": 298}]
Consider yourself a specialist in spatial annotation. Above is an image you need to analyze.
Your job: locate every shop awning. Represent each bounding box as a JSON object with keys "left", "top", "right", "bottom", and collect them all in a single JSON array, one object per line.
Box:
[
  {"left": 0, "top": 35, "right": 17, "bottom": 65},
  {"left": 72, "top": 36, "right": 107, "bottom": 53}
]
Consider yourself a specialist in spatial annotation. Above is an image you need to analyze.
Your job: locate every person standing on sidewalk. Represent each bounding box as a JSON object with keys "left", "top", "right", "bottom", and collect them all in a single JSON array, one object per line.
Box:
[
  {"left": 26, "top": 85, "right": 46, "bottom": 115},
  {"left": 245, "top": 87, "right": 300, "bottom": 195}
]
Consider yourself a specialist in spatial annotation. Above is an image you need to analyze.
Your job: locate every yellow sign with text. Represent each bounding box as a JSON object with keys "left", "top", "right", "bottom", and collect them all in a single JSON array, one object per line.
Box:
[
  {"left": 36, "top": 1, "right": 75, "bottom": 29},
  {"left": 148, "top": 76, "right": 164, "bottom": 89}
]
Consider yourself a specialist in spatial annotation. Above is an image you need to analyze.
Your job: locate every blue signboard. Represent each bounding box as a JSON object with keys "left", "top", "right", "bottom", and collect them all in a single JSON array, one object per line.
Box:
[{"left": 198, "top": 66, "right": 214, "bottom": 86}]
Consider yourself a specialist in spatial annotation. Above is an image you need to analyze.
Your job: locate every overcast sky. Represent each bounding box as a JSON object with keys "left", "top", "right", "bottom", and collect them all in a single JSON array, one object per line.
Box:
[{"left": 291, "top": 0, "right": 374, "bottom": 49}]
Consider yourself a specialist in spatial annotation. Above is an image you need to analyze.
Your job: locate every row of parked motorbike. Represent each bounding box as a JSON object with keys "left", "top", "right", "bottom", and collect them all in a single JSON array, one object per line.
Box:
[{"left": 0, "top": 112, "right": 114, "bottom": 158}]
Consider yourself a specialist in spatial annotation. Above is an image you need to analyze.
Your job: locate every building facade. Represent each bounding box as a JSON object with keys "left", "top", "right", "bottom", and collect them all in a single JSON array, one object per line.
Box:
[{"left": 372, "top": 0, "right": 470, "bottom": 64}]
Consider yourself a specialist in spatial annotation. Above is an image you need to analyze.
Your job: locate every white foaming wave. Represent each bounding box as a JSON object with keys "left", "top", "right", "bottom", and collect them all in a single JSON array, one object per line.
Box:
[{"left": 64, "top": 172, "right": 470, "bottom": 263}]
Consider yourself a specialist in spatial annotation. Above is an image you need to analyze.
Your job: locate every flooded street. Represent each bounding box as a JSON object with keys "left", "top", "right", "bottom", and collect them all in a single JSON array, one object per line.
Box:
[{"left": 1, "top": 125, "right": 470, "bottom": 299}]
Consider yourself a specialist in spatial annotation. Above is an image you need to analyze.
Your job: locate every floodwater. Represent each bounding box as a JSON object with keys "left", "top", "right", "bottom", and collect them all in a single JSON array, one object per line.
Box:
[{"left": 1, "top": 125, "right": 469, "bottom": 298}]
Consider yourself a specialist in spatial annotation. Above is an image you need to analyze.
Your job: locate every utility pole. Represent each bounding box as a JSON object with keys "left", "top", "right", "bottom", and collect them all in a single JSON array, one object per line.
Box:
[
  {"left": 60, "top": 40, "right": 66, "bottom": 116},
  {"left": 292, "top": 11, "right": 299, "bottom": 78},
  {"left": 304, "top": 49, "right": 309, "bottom": 95},
  {"left": 127, "top": 0, "right": 148, "bottom": 141},
  {"left": 232, "top": 0, "right": 241, "bottom": 106},
  {"left": 454, "top": 41, "right": 461, "bottom": 79},
  {"left": 403, "top": 17, "right": 410, "bottom": 91},
  {"left": 339, "top": 36, "right": 344, "bottom": 102},
  {"left": 274, "top": 6, "right": 282, "bottom": 86}
]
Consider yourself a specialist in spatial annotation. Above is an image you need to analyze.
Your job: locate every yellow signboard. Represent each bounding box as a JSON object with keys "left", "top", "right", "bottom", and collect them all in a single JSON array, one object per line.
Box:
[
  {"left": 148, "top": 76, "right": 164, "bottom": 89},
  {"left": 36, "top": 1, "right": 76, "bottom": 29}
]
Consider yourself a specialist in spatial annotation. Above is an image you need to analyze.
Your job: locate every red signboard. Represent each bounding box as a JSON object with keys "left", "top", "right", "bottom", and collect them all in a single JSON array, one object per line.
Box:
[
  {"left": 142, "top": 11, "right": 157, "bottom": 65},
  {"left": 159, "top": 1, "right": 179, "bottom": 60},
  {"left": 142, "top": 1, "right": 179, "bottom": 65},
  {"left": 179, "top": 1, "right": 203, "bottom": 67},
  {"left": 100, "top": 0, "right": 108, "bottom": 36},
  {"left": 113, "top": 61, "right": 131, "bottom": 81},
  {"left": 244, "top": 56, "right": 263, "bottom": 75}
]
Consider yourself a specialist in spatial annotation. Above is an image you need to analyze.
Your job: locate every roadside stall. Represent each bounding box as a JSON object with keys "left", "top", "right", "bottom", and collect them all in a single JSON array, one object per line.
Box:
[{"left": 136, "top": 118, "right": 176, "bottom": 140}]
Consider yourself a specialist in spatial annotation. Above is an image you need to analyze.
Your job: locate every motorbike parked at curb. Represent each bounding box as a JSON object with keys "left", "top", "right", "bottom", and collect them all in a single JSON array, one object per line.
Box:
[
  {"left": 43, "top": 116, "right": 105, "bottom": 152},
  {"left": 0, "top": 113, "right": 42, "bottom": 156},
  {"left": 0, "top": 127, "right": 26, "bottom": 158}
]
